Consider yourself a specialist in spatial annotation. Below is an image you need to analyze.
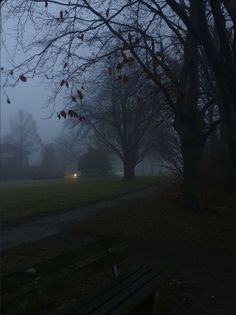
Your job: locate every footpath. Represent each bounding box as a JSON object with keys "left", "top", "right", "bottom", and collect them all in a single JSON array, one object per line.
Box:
[{"left": 0, "top": 184, "right": 164, "bottom": 250}]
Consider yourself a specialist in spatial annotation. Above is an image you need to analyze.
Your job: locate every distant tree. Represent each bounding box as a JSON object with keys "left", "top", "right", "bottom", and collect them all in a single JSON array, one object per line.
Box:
[
  {"left": 78, "top": 62, "right": 157, "bottom": 181},
  {"left": 54, "top": 129, "right": 85, "bottom": 172},
  {"left": 78, "top": 148, "right": 112, "bottom": 177},
  {"left": 41, "top": 143, "right": 57, "bottom": 173},
  {"left": 5, "top": 110, "right": 42, "bottom": 165}
]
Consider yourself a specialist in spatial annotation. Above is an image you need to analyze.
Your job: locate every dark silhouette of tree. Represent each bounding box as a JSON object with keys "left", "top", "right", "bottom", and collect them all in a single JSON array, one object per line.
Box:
[
  {"left": 165, "top": 0, "right": 236, "bottom": 190},
  {"left": 54, "top": 131, "right": 82, "bottom": 173},
  {"left": 5, "top": 110, "right": 42, "bottom": 165},
  {"left": 78, "top": 147, "right": 112, "bottom": 177},
  {"left": 78, "top": 62, "right": 157, "bottom": 181},
  {"left": 41, "top": 143, "right": 57, "bottom": 173}
]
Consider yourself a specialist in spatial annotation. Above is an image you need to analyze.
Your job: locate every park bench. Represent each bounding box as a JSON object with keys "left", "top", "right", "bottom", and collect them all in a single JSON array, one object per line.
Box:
[{"left": 1, "top": 235, "right": 169, "bottom": 315}]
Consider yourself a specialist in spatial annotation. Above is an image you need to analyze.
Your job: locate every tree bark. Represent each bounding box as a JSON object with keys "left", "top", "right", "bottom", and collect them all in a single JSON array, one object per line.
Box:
[
  {"left": 180, "top": 136, "right": 206, "bottom": 210},
  {"left": 174, "top": 107, "right": 207, "bottom": 211},
  {"left": 174, "top": 17, "right": 207, "bottom": 210},
  {"left": 219, "top": 100, "right": 236, "bottom": 192},
  {"left": 123, "top": 158, "right": 136, "bottom": 181}
]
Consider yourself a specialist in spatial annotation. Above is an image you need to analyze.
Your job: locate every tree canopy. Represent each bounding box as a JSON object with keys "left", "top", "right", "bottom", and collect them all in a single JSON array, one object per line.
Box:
[{"left": 5, "top": 110, "right": 42, "bottom": 154}]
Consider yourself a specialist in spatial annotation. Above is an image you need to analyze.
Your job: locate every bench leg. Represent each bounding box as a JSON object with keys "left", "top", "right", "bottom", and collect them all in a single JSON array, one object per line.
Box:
[
  {"left": 151, "top": 291, "right": 160, "bottom": 315},
  {"left": 112, "top": 263, "right": 119, "bottom": 277}
]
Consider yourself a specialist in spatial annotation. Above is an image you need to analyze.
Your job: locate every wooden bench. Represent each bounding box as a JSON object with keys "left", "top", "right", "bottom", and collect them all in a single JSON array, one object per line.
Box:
[{"left": 1, "top": 236, "right": 169, "bottom": 315}]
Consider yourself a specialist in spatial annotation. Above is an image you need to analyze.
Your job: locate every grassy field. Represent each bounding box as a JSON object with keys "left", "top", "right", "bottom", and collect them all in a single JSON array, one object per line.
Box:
[{"left": 0, "top": 176, "right": 160, "bottom": 223}]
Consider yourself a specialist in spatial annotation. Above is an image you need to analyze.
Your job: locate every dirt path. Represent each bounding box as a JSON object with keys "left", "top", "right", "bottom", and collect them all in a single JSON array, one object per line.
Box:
[{"left": 0, "top": 184, "right": 165, "bottom": 251}]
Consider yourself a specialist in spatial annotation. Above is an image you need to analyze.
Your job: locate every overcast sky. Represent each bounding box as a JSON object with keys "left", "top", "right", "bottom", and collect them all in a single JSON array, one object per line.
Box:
[
  {"left": 0, "top": 15, "right": 63, "bottom": 143},
  {"left": 0, "top": 78, "right": 63, "bottom": 143}
]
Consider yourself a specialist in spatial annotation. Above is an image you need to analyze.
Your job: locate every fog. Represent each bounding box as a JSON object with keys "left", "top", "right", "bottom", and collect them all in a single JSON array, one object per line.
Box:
[
  {"left": 1, "top": 80, "right": 63, "bottom": 142},
  {"left": 1, "top": 30, "right": 63, "bottom": 143}
]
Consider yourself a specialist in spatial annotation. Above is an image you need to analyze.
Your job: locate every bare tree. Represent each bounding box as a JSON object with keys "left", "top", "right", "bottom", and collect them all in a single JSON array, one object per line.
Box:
[
  {"left": 54, "top": 129, "right": 83, "bottom": 172},
  {"left": 79, "top": 62, "right": 157, "bottom": 180},
  {"left": 147, "top": 120, "right": 183, "bottom": 179},
  {"left": 5, "top": 110, "right": 42, "bottom": 162}
]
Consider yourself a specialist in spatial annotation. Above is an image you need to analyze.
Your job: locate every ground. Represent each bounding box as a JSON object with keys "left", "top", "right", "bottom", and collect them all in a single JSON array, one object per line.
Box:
[
  {"left": 0, "top": 177, "right": 160, "bottom": 222},
  {"left": 1, "top": 180, "right": 236, "bottom": 314}
]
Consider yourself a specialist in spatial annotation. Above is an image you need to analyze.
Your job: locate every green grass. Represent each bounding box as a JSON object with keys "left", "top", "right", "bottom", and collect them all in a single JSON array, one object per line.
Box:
[{"left": 0, "top": 176, "right": 160, "bottom": 223}]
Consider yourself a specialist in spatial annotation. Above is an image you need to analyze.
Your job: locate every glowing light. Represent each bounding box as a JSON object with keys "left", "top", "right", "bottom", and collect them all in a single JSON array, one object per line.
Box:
[{"left": 73, "top": 173, "right": 78, "bottom": 178}]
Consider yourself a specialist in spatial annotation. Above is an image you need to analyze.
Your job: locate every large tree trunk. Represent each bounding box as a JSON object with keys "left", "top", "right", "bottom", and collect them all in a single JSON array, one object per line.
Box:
[
  {"left": 174, "top": 109, "right": 207, "bottom": 211},
  {"left": 192, "top": 0, "right": 236, "bottom": 188},
  {"left": 174, "top": 2, "right": 207, "bottom": 210},
  {"left": 123, "top": 158, "right": 136, "bottom": 181},
  {"left": 220, "top": 100, "right": 236, "bottom": 192},
  {"left": 180, "top": 136, "right": 206, "bottom": 210}
]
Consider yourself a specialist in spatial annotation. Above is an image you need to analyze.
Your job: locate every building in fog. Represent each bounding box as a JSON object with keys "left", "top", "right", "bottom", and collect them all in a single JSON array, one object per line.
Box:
[{"left": 0, "top": 142, "right": 30, "bottom": 180}]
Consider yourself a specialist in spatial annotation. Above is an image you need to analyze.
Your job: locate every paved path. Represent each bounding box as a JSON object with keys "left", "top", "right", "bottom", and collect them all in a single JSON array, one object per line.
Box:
[{"left": 0, "top": 185, "right": 165, "bottom": 251}]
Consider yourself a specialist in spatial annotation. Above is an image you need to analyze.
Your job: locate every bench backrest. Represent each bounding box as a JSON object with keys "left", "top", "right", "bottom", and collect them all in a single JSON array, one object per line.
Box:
[{"left": 1, "top": 236, "right": 129, "bottom": 315}]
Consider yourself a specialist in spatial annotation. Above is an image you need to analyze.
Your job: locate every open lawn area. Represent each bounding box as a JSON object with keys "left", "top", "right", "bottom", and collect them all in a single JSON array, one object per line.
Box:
[
  {"left": 1, "top": 184, "right": 236, "bottom": 314},
  {"left": 0, "top": 176, "right": 160, "bottom": 223}
]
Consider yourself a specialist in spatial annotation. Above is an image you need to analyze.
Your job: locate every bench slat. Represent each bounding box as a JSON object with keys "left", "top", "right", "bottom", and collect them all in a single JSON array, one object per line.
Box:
[
  {"left": 1, "top": 237, "right": 169, "bottom": 315},
  {"left": 37, "top": 267, "right": 167, "bottom": 315},
  {"left": 74, "top": 267, "right": 152, "bottom": 314},
  {"left": 37, "top": 267, "right": 143, "bottom": 315},
  {"left": 103, "top": 270, "right": 167, "bottom": 315},
  {"left": 74, "top": 268, "right": 163, "bottom": 315},
  {"left": 1, "top": 237, "right": 125, "bottom": 295}
]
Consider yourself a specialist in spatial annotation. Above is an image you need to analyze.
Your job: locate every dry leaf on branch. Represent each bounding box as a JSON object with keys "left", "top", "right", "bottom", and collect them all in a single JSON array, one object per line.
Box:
[{"left": 19, "top": 74, "right": 27, "bottom": 82}]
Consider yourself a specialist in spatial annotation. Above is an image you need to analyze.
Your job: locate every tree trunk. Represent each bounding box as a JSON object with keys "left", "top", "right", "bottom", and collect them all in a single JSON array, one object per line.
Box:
[
  {"left": 123, "top": 159, "right": 136, "bottom": 181},
  {"left": 220, "top": 113, "right": 236, "bottom": 192},
  {"left": 181, "top": 137, "right": 206, "bottom": 211},
  {"left": 173, "top": 5, "right": 207, "bottom": 210},
  {"left": 217, "top": 90, "right": 236, "bottom": 192},
  {"left": 175, "top": 111, "right": 207, "bottom": 211}
]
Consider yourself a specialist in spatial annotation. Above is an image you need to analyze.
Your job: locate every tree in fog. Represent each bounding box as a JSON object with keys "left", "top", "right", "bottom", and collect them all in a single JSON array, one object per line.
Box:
[
  {"left": 41, "top": 143, "right": 57, "bottom": 174},
  {"left": 147, "top": 119, "right": 183, "bottom": 179},
  {"left": 78, "top": 147, "right": 112, "bottom": 177},
  {"left": 79, "top": 63, "right": 157, "bottom": 180},
  {"left": 5, "top": 110, "right": 42, "bottom": 164},
  {"left": 54, "top": 130, "right": 83, "bottom": 173}
]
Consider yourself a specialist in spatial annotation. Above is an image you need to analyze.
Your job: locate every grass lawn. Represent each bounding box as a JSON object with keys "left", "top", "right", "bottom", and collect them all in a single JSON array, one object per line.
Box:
[{"left": 0, "top": 176, "right": 160, "bottom": 223}]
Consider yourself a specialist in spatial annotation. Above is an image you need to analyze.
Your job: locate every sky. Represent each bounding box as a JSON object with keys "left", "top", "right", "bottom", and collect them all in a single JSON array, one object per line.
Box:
[
  {"left": 0, "top": 77, "right": 63, "bottom": 143},
  {"left": 0, "top": 12, "right": 63, "bottom": 144}
]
